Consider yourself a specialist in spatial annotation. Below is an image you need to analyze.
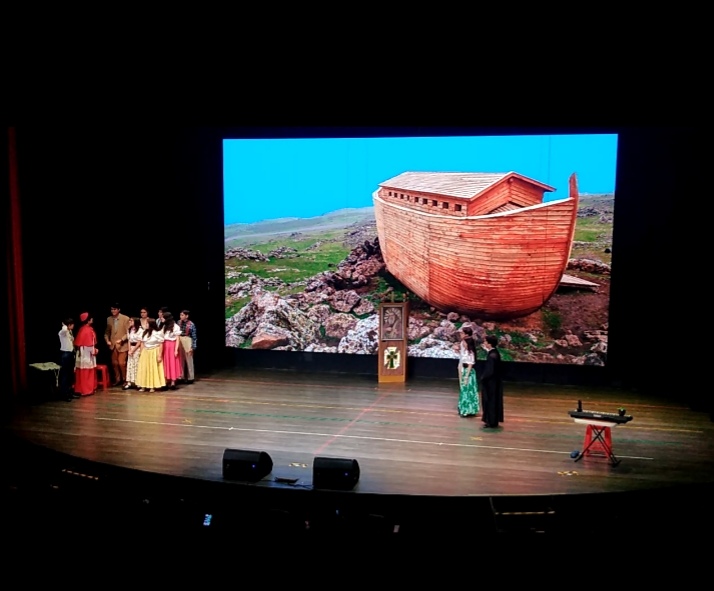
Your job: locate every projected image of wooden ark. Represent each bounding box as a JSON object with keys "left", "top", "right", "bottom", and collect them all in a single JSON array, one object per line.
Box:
[{"left": 373, "top": 171, "right": 580, "bottom": 320}]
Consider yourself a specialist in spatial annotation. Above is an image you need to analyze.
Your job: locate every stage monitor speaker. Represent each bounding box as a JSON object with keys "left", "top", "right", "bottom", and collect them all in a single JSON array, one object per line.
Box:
[
  {"left": 222, "top": 449, "right": 273, "bottom": 482},
  {"left": 313, "top": 456, "right": 360, "bottom": 490}
]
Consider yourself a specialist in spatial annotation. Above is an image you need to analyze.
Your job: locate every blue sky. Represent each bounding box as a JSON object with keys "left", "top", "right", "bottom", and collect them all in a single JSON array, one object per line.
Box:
[{"left": 223, "top": 134, "right": 618, "bottom": 225}]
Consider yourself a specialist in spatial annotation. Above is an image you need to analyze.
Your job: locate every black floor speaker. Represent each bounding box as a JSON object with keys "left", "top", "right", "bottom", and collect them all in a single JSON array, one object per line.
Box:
[
  {"left": 313, "top": 456, "right": 360, "bottom": 490},
  {"left": 222, "top": 449, "right": 273, "bottom": 481}
]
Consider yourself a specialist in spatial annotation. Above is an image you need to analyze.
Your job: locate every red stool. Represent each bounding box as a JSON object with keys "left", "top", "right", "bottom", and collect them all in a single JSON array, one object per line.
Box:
[
  {"left": 95, "top": 364, "right": 109, "bottom": 392},
  {"left": 582, "top": 424, "right": 612, "bottom": 457}
]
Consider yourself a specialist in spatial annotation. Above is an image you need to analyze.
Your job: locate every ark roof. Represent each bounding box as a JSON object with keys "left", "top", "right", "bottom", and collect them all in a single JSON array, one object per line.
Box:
[{"left": 379, "top": 171, "right": 555, "bottom": 199}]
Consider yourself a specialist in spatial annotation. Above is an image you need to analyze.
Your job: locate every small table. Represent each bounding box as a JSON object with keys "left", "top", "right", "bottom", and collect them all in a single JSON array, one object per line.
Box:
[{"left": 29, "top": 362, "right": 61, "bottom": 394}]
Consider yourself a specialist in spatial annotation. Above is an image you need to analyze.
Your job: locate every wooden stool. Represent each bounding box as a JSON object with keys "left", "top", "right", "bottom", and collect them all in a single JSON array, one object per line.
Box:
[{"left": 95, "top": 364, "right": 109, "bottom": 392}]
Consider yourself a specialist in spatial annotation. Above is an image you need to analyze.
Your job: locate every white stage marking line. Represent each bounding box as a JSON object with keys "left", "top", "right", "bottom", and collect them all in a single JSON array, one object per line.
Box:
[{"left": 96, "top": 417, "right": 654, "bottom": 460}]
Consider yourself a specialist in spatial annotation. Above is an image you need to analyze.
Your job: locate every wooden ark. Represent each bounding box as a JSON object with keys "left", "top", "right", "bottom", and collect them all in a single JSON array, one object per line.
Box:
[{"left": 373, "top": 171, "right": 580, "bottom": 320}]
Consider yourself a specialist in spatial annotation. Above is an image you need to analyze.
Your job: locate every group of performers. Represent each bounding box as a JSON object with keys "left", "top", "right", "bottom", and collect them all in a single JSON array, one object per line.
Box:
[
  {"left": 58, "top": 305, "right": 197, "bottom": 399},
  {"left": 456, "top": 326, "right": 504, "bottom": 429},
  {"left": 61, "top": 307, "right": 497, "bottom": 429}
]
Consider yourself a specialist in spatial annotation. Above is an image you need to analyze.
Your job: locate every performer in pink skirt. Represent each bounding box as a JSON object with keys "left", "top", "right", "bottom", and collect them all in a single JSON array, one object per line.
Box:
[{"left": 160, "top": 312, "right": 183, "bottom": 390}]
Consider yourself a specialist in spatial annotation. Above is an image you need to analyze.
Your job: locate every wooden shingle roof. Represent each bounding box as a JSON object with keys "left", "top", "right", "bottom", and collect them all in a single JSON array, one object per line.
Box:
[{"left": 379, "top": 171, "right": 555, "bottom": 200}]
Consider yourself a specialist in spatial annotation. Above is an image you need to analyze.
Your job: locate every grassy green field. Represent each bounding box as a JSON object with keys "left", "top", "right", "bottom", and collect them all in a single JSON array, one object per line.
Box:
[{"left": 225, "top": 232, "right": 353, "bottom": 317}]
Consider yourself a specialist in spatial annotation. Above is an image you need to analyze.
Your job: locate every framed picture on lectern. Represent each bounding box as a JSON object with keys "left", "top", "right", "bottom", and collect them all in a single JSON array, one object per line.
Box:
[{"left": 381, "top": 304, "right": 404, "bottom": 341}]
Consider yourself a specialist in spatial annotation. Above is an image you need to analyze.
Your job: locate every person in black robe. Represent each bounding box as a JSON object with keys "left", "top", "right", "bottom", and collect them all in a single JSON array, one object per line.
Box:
[{"left": 480, "top": 335, "right": 504, "bottom": 429}]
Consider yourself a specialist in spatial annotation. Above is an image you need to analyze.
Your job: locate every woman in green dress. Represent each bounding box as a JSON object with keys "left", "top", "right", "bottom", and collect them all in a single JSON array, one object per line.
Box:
[{"left": 457, "top": 325, "right": 480, "bottom": 417}]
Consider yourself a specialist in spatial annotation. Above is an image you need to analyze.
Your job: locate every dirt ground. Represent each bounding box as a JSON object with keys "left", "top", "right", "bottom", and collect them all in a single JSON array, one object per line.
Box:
[{"left": 499, "top": 273, "right": 610, "bottom": 337}]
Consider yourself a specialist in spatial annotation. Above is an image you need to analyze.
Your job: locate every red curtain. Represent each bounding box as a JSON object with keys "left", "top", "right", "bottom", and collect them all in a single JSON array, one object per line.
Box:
[{"left": 6, "top": 127, "right": 27, "bottom": 395}]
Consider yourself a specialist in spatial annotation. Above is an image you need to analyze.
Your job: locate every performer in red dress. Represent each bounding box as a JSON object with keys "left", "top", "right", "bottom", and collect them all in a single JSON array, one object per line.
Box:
[{"left": 73, "top": 312, "right": 98, "bottom": 396}]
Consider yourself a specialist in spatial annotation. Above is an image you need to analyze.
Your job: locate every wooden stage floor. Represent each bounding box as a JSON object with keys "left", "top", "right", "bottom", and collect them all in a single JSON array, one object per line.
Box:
[{"left": 3, "top": 368, "right": 714, "bottom": 543}]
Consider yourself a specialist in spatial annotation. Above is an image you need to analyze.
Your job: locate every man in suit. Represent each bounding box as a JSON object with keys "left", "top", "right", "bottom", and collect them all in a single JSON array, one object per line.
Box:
[
  {"left": 480, "top": 335, "right": 504, "bottom": 429},
  {"left": 104, "top": 303, "right": 131, "bottom": 387}
]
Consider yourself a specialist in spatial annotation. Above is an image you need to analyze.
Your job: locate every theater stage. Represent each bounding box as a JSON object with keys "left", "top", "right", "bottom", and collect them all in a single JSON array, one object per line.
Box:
[{"left": 3, "top": 368, "right": 714, "bottom": 541}]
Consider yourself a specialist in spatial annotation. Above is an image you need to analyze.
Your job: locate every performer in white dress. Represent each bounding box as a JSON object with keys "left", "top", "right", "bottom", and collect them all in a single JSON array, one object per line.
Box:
[
  {"left": 457, "top": 325, "right": 480, "bottom": 417},
  {"left": 124, "top": 317, "right": 143, "bottom": 390}
]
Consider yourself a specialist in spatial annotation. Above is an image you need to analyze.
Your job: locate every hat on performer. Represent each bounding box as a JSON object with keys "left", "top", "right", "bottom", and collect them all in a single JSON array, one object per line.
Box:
[{"left": 80, "top": 312, "right": 89, "bottom": 322}]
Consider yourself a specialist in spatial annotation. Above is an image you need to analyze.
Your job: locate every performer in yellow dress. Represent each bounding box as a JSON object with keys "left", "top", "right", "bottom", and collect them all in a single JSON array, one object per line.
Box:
[{"left": 136, "top": 319, "right": 165, "bottom": 393}]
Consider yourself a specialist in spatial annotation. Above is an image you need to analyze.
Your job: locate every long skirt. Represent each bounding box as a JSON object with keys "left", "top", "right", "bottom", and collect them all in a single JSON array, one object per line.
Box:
[
  {"left": 136, "top": 347, "right": 166, "bottom": 390},
  {"left": 74, "top": 368, "right": 96, "bottom": 396},
  {"left": 162, "top": 339, "right": 183, "bottom": 381},
  {"left": 126, "top": 348, "right": 141, "bottom": 384},
  {"left": 74, "top": 346, "right": 97, "bottom": 396},
  {"left": 457, "top": 365, "right": 480, "bottom": 417}
]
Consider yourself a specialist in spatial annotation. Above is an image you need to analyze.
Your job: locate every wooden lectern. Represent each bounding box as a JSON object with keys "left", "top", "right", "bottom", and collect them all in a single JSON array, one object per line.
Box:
[{"left": 378, "top": 300, "right": 409, "bottom": 383}]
